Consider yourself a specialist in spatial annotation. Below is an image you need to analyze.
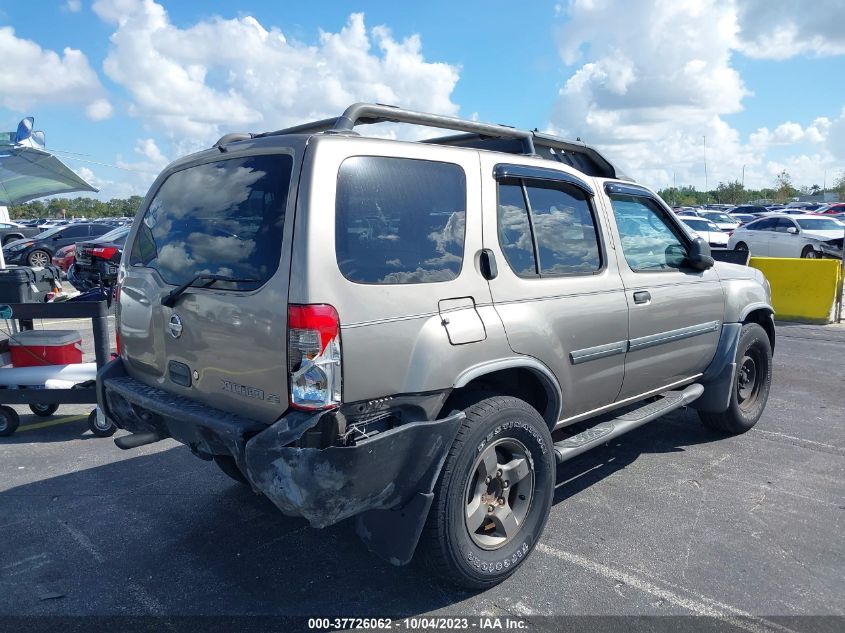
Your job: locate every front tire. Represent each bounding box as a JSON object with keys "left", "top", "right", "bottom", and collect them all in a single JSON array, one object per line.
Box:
[
  {"left": 419, "top": 395, "right": 554, "bottom": 589},
  {"left": 27, "top": 249, "right": 51, "bottom": 268},
  {"left": 734, "top": 242, "right": 748, "bottom": 252},
  {"left": 801, "top": 246, "right": 819, "bottom": 259},
  {"left": 699, "top": 323, "right": 772, "bottom": 434}
]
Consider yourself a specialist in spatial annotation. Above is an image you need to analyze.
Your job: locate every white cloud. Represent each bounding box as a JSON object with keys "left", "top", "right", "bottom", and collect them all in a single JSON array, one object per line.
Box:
[
  {"left": 0, "top": 26, "right": 109, "bottom": 118},
  {"left": 552, "top": 0, "right": 845, "bottom": 191},
  {"left": 65, "top": 0, "right": 82, "bottom": 12},
  {"left": 735, "top": 0, "right": 845, "bottom": 60},
  {"left": 85, "top": 98, "right": 113, "bottom": 121},
  {"left": 92, "top": 1, "right": 460, "bottom": 144}
]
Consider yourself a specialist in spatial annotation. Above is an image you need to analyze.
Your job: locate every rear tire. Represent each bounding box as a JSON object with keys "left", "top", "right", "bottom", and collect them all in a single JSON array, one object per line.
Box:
[
  {"left": 699, "top": 323, "right": 771, "bottom": 434},
  {"left": 419, "top": 395, "right": 554, "bottom": 589},
  {"left": 213, "top": 455, "right": 249, "bottom": 485},
  {"left": 0, "top": 406, "right": 21, "bottom": 437}
]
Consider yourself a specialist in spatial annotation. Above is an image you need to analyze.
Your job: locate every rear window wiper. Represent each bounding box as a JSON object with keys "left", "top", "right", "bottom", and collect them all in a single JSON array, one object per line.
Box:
[{"left": 161, "top": 274, "right": 260, "bottom": 307}]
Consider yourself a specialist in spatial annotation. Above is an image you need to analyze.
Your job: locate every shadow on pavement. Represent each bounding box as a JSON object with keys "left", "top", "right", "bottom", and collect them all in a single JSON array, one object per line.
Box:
[{"left": 1, "top": 407, "right": 727, "bottom": 617}]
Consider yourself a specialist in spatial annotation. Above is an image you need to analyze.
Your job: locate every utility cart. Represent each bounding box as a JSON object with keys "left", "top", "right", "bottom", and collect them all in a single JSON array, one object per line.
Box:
[{"left": 0, "top": 300, "right": 113, "bottom": 437}]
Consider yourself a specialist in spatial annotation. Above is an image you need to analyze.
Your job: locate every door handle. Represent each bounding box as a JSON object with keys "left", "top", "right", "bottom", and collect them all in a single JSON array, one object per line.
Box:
[
  {"left": 633, "top": 291, "right": 651, "bottom": 305},
  {"left": 479, "top": 249, "right": 498, "bottom": 280}
]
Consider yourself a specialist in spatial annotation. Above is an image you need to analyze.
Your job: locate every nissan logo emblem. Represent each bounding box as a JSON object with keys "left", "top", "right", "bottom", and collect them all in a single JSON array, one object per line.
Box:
[{"left": 168, "top": 314, "right": 183, "bottom": 339}]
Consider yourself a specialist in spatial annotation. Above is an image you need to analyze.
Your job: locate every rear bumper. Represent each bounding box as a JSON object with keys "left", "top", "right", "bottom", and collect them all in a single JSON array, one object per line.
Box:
[{"left": 97, "top": 359, "right": 462, "bottom": 530}]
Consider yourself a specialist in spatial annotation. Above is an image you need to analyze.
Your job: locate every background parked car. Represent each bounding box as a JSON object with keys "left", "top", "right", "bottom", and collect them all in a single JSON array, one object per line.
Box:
[
  {"left": 0, "top": 221, "right": 40, "bottom": 246},
  {"left": 698, "top": 211, "right": 739, "bottom": 232},
  {"left": 51, "top": 243, "right": 76, "bottom": 274},
  {"left": 68, "top": 225, "right": 130, "bottom": 290},
  {"left": 678, "top": 216, "right": 729, "bottom": 247},
  {"left": 731, "top": 213, "right": 757, "bottom": 226},
  {"left": 728, "top": 214, "right": 844, "bottom": 258},
  {"left": 2, "top": 223, "right": 112, "bottom": 267},
  {"left": 815, "top": 203, "right": 845, "bottom": 215},
  {"left": 730, "top": 205, "right": 769, "bottom": 215}
]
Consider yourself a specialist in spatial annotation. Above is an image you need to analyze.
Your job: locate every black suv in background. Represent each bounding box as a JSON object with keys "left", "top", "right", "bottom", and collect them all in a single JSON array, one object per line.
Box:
[
  {"left": 68, "top": 226, "right": 130, "bottom": 290},
  {"left": 2, "top": 223, "right": 112, "bottom": 268}
]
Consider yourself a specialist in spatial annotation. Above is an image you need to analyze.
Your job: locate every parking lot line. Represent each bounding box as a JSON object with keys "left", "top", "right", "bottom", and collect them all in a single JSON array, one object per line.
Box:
[
  {"left": 537, "top": 543, "right": 799, "bottom": 633},
  {"left": 17, "top": 414, "right": 87, "bottom": 432}
]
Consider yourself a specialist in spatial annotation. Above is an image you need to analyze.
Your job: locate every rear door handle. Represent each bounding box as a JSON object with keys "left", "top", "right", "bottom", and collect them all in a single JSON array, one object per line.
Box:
[
  {"left": 479, "top": 249, "right": 498, "bottom": 280},
  {"left": 633, "top": 291, "right": 651, "bottom": 305}
]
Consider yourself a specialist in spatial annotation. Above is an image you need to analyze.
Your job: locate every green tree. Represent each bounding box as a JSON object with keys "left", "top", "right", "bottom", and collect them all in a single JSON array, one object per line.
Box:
[
  {"left": 833, "top": 171, "right": 845, "bottom": 201},
  {"left": 715, "top": 180, "right": 746, "bottom": 205},
  {"left": 774, "top": 170, "right": 798, "bottom": 203}
]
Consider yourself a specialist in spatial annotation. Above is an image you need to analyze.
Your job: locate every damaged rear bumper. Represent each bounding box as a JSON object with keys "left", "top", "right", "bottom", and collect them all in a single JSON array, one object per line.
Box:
[{"left": 97, "top": 359, "right": 462, "bottom": 561}]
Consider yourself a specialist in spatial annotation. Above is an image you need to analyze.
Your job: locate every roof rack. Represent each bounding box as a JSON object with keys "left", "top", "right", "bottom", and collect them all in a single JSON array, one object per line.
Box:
[
  {"left": 212, "top": 103, "right": 624, "bottom": 179},
  {"left": 247, "top": 103, "right": 538, "bottom": 155}
]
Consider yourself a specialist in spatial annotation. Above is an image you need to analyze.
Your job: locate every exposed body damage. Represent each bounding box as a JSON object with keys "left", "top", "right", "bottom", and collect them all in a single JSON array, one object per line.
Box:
[{"left": 98, "top": 358, "right": 462, "bottom": 564}]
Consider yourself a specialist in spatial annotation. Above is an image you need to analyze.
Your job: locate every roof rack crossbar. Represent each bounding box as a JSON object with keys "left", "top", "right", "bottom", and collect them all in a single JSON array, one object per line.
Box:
[
  {"left": 332, "top": 103, "right": 536, "bottom": 155},
  {"left": 252, "top": 103, "right": 536, "bottom": 155}
]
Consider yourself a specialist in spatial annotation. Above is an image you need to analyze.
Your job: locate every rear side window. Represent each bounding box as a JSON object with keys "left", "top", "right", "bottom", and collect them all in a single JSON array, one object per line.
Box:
[
  {"left": 130, "top": 154, "right": 293, "bottom": 288},
  {"left": 335, "top": 156, "right": 466, "bottom": 284},
  {"left": 497, "top": 179, "right": 602, "bottom": 277}
]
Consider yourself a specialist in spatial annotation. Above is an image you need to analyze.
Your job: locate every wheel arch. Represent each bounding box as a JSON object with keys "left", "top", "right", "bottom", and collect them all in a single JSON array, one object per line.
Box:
[
  {"left": 740, "top": 305, "right": 775, "bottom": 353},
  {"left": 444, "top": 358, "right": 562, "bottom": 429}
]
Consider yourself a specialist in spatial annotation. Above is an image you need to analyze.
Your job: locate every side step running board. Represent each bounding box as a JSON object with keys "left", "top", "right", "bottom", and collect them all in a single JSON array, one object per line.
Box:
[{"left": 554, "top": 383, "right": 704, "bottom": 464}]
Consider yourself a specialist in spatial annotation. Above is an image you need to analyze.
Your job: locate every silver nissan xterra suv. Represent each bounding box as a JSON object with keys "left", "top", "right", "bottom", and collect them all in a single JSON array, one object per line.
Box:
[{"left": 98, "top": 103, "right": 774, "bottom": 588}]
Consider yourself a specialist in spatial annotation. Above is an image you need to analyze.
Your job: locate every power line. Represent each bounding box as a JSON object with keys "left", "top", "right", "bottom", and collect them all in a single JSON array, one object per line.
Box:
[{"left": 49, "top": 149, "right": 160, "bottom": 174}]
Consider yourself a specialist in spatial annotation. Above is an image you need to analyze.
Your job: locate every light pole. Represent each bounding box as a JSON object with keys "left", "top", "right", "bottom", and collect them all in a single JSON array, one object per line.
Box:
[
  {"left": 703, "top": 136, "right": 708, "bottom": 203},
  {"left": 741, "top": 164, "right": 746, "bottom": 204}
]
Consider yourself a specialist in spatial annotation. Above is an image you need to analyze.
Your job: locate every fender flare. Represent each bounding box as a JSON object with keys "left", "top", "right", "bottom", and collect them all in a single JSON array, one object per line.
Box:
[
  {"left": 738, "top": 302, "right": 774, "bottom": 323},
  {"left": 453, "top": 356, "right": 563, "bottom": 425}
]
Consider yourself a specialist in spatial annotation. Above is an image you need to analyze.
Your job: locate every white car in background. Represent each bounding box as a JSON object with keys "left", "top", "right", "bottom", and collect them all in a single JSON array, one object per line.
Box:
[
  {"left": 678, "top": 216, "right": 729, "bottom": 248},
  {"left": 699, "top": 211, "right": 740, "bottom": 232},
  {"left": 727, "top": 214, "right": 844, "bottom": 259}
]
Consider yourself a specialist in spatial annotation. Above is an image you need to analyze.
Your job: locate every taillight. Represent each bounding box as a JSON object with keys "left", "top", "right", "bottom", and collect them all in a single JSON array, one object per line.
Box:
[
  {"left": 91, "top": 246, "right": 119, "bottom": 260},
  {"left": 287, "top": 304, "right": 341, "bottom": 411}
]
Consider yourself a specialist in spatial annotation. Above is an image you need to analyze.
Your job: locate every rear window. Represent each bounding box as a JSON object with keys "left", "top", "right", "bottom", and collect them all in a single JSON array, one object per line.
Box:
[
  {"left": 129, "top": 154, "right": 293, "bottom": 288},
  {"left": 335, "top": 156, "right": 466, "bottom": 284}
]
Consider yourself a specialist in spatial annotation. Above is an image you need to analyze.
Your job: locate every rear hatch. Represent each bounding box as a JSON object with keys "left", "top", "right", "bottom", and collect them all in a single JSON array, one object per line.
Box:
[{"left": 118, "top": 150, "right": 297, "bottom": 424}]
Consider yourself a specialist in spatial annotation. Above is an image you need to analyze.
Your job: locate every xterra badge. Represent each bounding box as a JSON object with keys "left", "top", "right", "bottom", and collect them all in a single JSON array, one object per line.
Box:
[{"left": 220, "top": 379, "right": 277, "bottom": 402}]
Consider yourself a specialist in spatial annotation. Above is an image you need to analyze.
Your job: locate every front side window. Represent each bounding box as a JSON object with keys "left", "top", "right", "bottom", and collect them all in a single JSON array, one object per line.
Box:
[
  {"left": 609, "top": 195, "right": 687, "bottom": 271},
  {"left": 130, "top": 154, "right": 293, "bottom": 288},
  {"left": 496, "top": 179, "right": 602, "bottom": 277},
  {"left": 335, "top": 156, "right": 466, "bottom": 284}
]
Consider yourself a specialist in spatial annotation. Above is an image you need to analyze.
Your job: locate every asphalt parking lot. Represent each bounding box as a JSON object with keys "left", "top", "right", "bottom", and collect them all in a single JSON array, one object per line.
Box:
[{"left": 0, "top": 319, "right": 843, "bottom": 630}]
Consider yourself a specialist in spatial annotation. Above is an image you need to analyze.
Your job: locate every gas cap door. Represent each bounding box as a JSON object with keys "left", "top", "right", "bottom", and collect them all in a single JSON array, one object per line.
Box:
[{"left": 438, "top": 297, "right": 486, "bottom": 345}]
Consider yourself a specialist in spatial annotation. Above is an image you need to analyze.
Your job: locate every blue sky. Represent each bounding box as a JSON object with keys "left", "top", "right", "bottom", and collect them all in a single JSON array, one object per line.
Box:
[{"left": 1, "top": 0, "right": 844, "bottom": 199}]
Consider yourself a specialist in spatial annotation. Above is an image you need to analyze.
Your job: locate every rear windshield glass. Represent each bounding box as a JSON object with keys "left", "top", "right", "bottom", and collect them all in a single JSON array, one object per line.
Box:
[
  {"left": 335, "top": 156, "right": 466, "bottom": 284},
  {"left": 682, "top": 219, "right": 710, "bottom": 231},
  {"left": 129, "top": 154, "right": 293, "bottom": 288}
]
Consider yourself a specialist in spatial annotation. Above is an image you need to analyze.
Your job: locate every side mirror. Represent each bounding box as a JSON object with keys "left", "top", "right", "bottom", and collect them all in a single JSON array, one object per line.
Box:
[
  {"left": 686, "top": 237, "right": 714, "bottom": 271},
  {"left": 786, "top": 226, "right": 798, "bottom": 234}
]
